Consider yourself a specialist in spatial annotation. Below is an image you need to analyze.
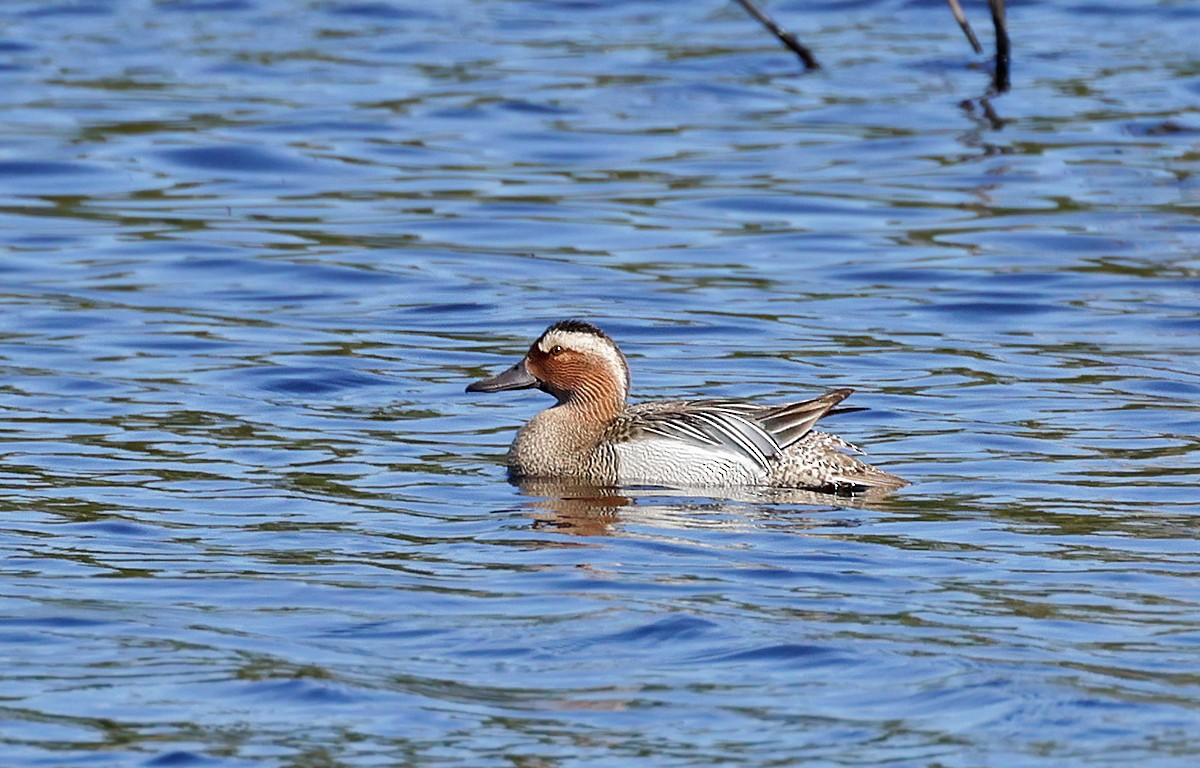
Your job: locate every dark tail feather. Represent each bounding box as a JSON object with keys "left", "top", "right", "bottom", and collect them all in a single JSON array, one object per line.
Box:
[{"left": 758, "top": 388, "right": 853, "bottom": 449}]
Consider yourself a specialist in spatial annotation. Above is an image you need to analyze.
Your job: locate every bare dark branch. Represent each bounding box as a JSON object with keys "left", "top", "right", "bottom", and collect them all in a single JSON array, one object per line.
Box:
[
  {"left": 946, "top": 0, "right": 983, "bottom": 54},
  {"left": 989, "top": 0, "right": 1010, "bottom": 92},
  {"left": 733, "top": 0, "right": 819, "bottom": 70}
]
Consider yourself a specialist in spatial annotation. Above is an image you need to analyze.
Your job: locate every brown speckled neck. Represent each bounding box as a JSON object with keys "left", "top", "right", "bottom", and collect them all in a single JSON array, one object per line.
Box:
[{"left": 559, "top": 377, "right": 624, "bottom": 425}]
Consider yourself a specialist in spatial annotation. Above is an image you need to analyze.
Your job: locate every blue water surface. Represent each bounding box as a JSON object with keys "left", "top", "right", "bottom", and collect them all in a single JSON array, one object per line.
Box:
[{"left": 1, "top": 0, "right": 1198, "bottom": 765}]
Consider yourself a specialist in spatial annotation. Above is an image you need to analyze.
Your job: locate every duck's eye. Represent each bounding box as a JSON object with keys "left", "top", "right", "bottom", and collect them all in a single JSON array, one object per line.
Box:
[{"left": 549, "top": 345, "right": 565, "bottom": 356}]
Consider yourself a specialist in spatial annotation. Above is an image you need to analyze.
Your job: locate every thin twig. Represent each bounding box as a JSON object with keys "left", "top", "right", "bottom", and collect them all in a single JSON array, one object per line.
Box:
[
  {"left": 946, "top": 0, "right": 983, "bottom": 54},
  {"left": 989, "top": 0, "right": 1010, "bottom": 92},
  {"left": 733, "top": 0, "right": 819, "bottom": 70},
  {"left": 979, "top": 96, "right": 1006, "bottom": 129},
  {"left": 958, "top": 97, "right": 1007, "bottom": 131}
]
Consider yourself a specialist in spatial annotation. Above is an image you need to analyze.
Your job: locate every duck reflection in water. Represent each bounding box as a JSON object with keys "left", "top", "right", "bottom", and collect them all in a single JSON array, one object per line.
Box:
[{"left": 516, "top": 478, "right": 906, "bottom": 536}]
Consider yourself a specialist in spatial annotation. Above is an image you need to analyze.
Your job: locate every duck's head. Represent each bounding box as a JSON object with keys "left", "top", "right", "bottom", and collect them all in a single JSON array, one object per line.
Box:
[{"left": 466, "top": 320, "right": 631, "bottom": 409}]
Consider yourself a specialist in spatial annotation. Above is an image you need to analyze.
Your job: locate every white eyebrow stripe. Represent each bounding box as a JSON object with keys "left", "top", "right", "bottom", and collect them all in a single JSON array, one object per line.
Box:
[{"left": 538, "top": 330, "right": 604, "bottom": 354}]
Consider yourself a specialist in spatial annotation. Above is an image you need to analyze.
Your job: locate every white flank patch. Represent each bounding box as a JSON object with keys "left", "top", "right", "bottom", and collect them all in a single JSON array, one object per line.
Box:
[{"left": 613, "top": 438, "right": 765, "bottom": 486}]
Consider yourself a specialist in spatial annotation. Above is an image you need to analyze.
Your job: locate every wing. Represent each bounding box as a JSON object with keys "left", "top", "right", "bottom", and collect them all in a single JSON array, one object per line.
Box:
[
  {"left": 620, "top": 400, "right": 782, "bottom": 472},
  {"left": 616, "top": 389, "right": 855, "bottom": 471}
]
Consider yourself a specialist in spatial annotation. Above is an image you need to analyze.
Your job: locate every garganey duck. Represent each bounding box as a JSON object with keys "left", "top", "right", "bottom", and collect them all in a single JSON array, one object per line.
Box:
[{"left": 467, "top": 320, "right": 906, "bottom": 493}]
